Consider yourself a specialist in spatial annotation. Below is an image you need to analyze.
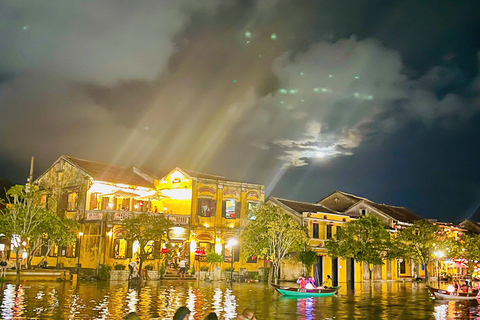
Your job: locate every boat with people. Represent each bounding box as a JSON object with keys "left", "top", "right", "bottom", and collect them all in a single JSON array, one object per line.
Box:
[
  {"left": 428, "top": 286, "right": 480, "bottom": 301},
  {"left": 271, "top": 283, "right": 340, "bottom": 297}
]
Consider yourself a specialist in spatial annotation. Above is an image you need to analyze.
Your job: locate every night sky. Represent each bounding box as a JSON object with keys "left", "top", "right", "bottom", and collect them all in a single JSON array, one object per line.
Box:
[{"left": 1, "top": 0, "right": 479, "bottom": 222}]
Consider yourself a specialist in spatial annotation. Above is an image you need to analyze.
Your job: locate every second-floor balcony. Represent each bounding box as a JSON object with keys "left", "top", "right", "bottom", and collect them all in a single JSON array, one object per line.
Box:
[{"left": 85, "top": 210, "right": 190, "bottom": 226}]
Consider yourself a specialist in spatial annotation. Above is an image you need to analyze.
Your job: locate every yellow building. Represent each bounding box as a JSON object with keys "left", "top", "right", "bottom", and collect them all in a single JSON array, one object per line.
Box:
[
  {"left": 319, "top": 190, "right": 428, "bottom": 280},
  {"left": 153, "top": 167, "right": 265, "bottom": 273},
  {"left": 32, "top": 155, "right": 265, "bottom": 275},
  {"left": 267, "top": 196, "right": 365, "bottom": 286}
]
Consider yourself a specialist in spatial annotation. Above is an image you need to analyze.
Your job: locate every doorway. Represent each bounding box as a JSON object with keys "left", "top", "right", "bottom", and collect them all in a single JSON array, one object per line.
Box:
[
  {"left": 314, "top": 255, "right": 323, "bottom": 286},
  {"left": 332, "top": 257, "right": 339, "bottom": 287},
  {"left": 346, "top": 258, "right": 355, "bottom": 289}
]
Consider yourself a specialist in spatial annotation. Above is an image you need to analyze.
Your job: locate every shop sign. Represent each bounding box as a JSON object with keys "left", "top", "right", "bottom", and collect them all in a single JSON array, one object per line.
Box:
[{"left": 86, "top": 212, "right": 102, "bottom": 221}]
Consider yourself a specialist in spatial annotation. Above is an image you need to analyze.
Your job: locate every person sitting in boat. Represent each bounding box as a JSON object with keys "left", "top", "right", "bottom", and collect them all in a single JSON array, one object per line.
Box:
[
  {"left": 452, "top": 280, "right": 460, "bottom": 292},
  {"left": 460, "top": 280, "right": 470, "bottom": 293},
  {"left": 323, "top": 275, "right": 333, "bottom": 288},
  {"left": 297, "top": 276, "right": 307, "bottom": 291},
  {"left": 305, "top": 277, "right": 317, "bottom": 289}
]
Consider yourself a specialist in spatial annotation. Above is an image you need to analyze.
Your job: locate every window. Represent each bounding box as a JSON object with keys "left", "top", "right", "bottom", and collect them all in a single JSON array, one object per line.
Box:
[
  {"left": 336, "top": 226, "right": 342, "bottom": 239},
  {"left": 312, "top": 222, "right": 319, "bottom": 239},
  {"left": 247, "top": 202, "right": 259, "bottom": 220},
  {"left": 400, "top": 260, "right": 406, "bottom": 274},
  {"left": 101, "top": 197, "right": 110, "bottom": 210},
  {"left": 223, "top": 199, "right": 241, "bottom": 219},
  {"left": 224, "top": 244, "right": 240, "bottom": 262},
  {"left": 197, "top": 198, "right": 216, "bottom": 217},
  {"left": 49, "top": 244, "right": 58, "bottom": 257},
  {"left": 360, "top": 209, "right": 367, "bottom": 216},
  {"left": 326, "top": 225, "right": 332, "bottom": 239},
  {"left": 67, "top": 192, "right": 78, "bottom": 211},
  {"left": 65, "top": 242, "right": 77, "bottom": 258},
  {"left": 40, "top": 194, "right": 50, "bottom": 209},
  {"left": 114, "top": 239, "right": 127, "bottom": 259}
]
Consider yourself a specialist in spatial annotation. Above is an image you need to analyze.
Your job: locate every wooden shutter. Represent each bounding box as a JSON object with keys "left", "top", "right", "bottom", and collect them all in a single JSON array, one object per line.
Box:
[
  {"left": 41, "top": 243, "right": 48, "bottom": 256},
  {"left": 235, "top": 201, "right": 241, "bottom": 219},
  {"left": 59, "top": 191, "right": 68, "bottom": 216},
  {"left": 89, "top": 193, "right": 97, "bottom": 210},
  {"left": 126, "top": 240, "right": 133, "bottom": 259},
  {"left": 234, "top": 244, "right": 240, "bottom": 262},
  {"left": 222, "top": 200, "right": 226, "bottom": 218},
  {"left": 75, "top": 239, "right": 80, "bottom": 258}
]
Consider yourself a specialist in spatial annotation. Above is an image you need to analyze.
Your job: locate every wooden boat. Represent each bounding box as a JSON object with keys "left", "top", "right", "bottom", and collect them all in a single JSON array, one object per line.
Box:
[
  {"left": 271, "top": 283, "right": 340, "bottom": 297},
  {"left": 428, "top": 287, "right": 480, "bottom": 301}
]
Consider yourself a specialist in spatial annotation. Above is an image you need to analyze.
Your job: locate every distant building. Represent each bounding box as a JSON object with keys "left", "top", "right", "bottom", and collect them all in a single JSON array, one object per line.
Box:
[{"left": 267, "top": 190, "right": 430, "bottom": 284}]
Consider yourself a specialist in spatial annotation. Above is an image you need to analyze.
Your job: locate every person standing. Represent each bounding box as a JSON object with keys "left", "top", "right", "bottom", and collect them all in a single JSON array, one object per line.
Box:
[
  {"left": 0, "top": 258, "right": 7, "bottom": 277},
  {"left": 179, "top": 258, "right": 186, "bottom": 278},
  {"left": 128, "top": 260, "right": 137, "bottom": 280}
]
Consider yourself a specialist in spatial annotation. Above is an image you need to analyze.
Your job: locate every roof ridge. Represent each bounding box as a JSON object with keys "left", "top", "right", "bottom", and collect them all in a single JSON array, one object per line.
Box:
[
  {"left": 181, "top": 168, "right": 226, "bottom": 179},
  {"left": 63, "top": 155, "right": 126, "bottom": 169},
  {"left": 337, "top": 190, "right": 371, "bottom": 202},
  {"left": 274, "top": 196, "right": 329, "bottom": 206}
]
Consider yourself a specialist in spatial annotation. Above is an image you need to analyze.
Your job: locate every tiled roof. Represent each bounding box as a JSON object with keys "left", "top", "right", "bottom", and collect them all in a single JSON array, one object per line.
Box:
[
  {"left": 272, "top": 197, "right": 340, "bottom": 215},
  {"left": 63, "top": 156, "right": 154, "bottom": 188},
  {"left": 182, "top": 169, "right": 227, "bottom": 180},
  {"left": 368, "top": 202, "right": 422, "bottom": 223},
  {"left": 328, "top": 191, "right": 422, "bottom": 223}
]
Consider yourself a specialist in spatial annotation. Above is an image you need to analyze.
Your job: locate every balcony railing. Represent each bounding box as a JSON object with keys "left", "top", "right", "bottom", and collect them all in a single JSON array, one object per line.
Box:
[{"left": 85, "top": 210, "right": 190, "bottom": 225}]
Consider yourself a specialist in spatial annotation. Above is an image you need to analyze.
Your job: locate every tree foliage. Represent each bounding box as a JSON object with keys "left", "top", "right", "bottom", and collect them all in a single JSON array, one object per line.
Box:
[
  {"left": 241, "top": 204, "right": 308, "bottom": 284},
  {"left": 120, "top": 212, "right": 172, "bottom": 276},
  {"left": 0, "top": 185, "right": 77, "bottom": 282},
  {"left": 325, "top": 215, "right": 393, "bottom": 280},
  {"left": 205, "top": 251, "right": 223, "bottom": 271},
  {"left": 447, "top": 233, "right": 480, "bottom": 274},
  {"left": 299, "top": 249, "right": 317, "bottom": 276},
  {"left": 395, "top": 220, "right": 440, "bottom": 281}
]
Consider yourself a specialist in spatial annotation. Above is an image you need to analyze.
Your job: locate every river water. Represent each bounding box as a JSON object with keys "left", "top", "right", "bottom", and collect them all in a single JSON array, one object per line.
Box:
[{"left": 0, "top": 280, "right": 478, "bottom": 319}]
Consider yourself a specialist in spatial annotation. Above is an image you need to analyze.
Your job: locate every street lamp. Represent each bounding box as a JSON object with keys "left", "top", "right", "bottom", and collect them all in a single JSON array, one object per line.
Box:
[
  {"left": 228, "top": 238, "right": 238, "bottom": 287},
  {"left": 434, "top": 250, "right": 445, "bottom": 288}
]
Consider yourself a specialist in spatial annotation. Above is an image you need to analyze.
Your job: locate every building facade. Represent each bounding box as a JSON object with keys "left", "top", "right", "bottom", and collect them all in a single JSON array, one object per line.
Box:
[{"left": 32, "top": 156, "right": 265, "bottom": 274}]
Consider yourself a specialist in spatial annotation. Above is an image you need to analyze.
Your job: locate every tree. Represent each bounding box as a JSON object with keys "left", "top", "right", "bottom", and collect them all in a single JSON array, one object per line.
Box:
[
  {"left": 29, "top": 212, "right": 78, "bottom": 269},
  {"left": 0, "top": 185, "right": 50, "bottom": 283},
  {"left": 205, "top": 251, "right": 223, "bottom": 271},
  {"left": 325, "top": 215, "right": 393, "bottom": 281},
  {"left": 448, "top": 233, "right": 480, "bottom": 275},
  {"left": 299, "top": 249, "right": 317, "bottom": 277},
  {"left": 395, "top": 220, "right": 440, "bottom": 281},
  {"left": 241, "top": 204, "right": 309, "bottom": 284},
  {"left": 120, "top": 212, "right": 172, "bottom": 279}
]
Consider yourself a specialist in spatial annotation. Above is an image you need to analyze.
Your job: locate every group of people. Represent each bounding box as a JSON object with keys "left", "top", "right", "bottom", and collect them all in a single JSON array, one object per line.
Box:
[
  {"left": 452, "top": 279, "right": 479, "bottom": 293},
  {"left": 124, "top": 306, "right": 256, "bottom": 320},
  {"left": 297, "top": 274, "right": 332, "bottom": 290}
]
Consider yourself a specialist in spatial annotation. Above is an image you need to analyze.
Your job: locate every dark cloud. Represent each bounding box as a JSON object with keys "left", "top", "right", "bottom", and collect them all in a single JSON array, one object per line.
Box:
[{"left": 0, "top": 0, "right": 479, "bottom": 221}]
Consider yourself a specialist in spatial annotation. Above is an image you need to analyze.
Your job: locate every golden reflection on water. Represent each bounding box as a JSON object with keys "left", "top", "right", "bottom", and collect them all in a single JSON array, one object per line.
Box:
[{"left": 2, "top": 281, "right": 480, "bottom": 319}]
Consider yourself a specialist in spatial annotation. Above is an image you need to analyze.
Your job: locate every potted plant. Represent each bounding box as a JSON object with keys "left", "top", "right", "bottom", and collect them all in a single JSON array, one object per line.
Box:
[
  {"left": 199, "top": 266, "right": 209, "bottom": 281},
  {"left": 205, "top": 251, "right": 223, "bottom": 281},
  {"left": 110, "top": 264, "right": 129, "bottom": 281}
]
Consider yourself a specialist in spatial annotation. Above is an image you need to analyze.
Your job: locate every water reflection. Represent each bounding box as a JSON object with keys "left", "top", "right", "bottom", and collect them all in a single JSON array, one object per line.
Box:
[{"left": 1, "top": 281, "right": 480, "bottom": 319}]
